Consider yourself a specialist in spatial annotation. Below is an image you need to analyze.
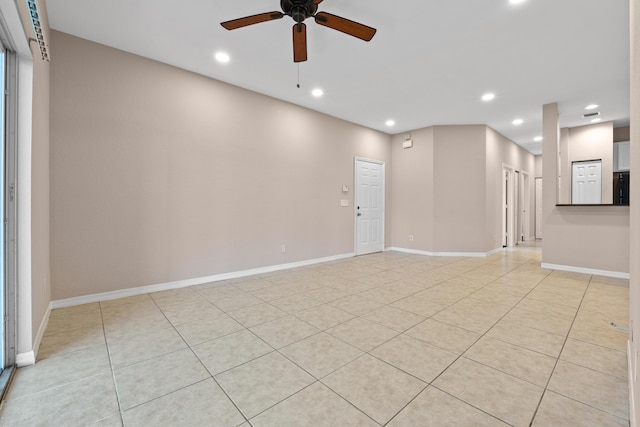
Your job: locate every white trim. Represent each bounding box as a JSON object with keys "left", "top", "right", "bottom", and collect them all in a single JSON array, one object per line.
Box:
[
  {"left": 0, "top": 0, "right": 32, "bottom": 56},
  {"left": 17, "top": 56, "right": 34, "bottom": 357},
  {"left": 354, "top": 157, "right": 385, "bottom": 165},
  {"left": 484, "top": 247, "right": 505, "bottom": 256},
  {"left": 16, "top": 351, "right": 35, "bottom": 367},
  {"left": 631, "top": 340, "right": 638, "bottom": 427},
  {"left": 32, "top": 303, "right": 52, "bottom": 361},
  {"left": 541, "top": 263, "right": 630, "bottom": 279},
  {"left": 51, "top": 252, "right": 355, "bottom": 309},
  {"left": 521, "top": 170, "right": 531, "bottom": 242},
  {"left": 387, "top": 247, "right": 503, "bottom": 258},
  {"left": 503, "top": 163, "right": 520, "bottom": 248}
]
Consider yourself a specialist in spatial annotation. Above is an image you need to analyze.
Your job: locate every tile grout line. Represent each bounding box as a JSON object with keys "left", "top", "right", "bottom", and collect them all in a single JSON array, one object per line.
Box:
[
  {"left": 379, "top": 255, "right": 539, "bottom": 425},
  {"left": 116, "top": 253, "right": 531, "bottom": 424},
  {"left": 144, "top": 293, "right": 252, "bottom": 425},
  {"left": 99, "top": 301, "right": 126, "bottom": 425},
  {"left": 409, "top": 259, "right": 553, "bottom": 426},
  {"left": 242, "top": 255, "right": 507, "bottom": 425},
  {"left": 526, "top": 273, "right": 595, "bottom": 426},
  {"left": 345, "top": 256, "right": 547, "bottom": 426}
]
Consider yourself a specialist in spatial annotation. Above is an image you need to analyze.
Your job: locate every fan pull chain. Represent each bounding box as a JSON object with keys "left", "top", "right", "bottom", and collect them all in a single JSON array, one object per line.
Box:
[{"left": 297, "top": 63, "right": 301, "bottom": 88}]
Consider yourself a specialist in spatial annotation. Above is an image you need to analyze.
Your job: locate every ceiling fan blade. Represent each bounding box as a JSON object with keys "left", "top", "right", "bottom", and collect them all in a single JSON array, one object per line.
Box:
[
  {"left": 313, "top": 0, "right": 324, "bottom": 4},
  {"left": 293, "top": 23, "right": 308, "bottom": 63},
  {"left": 221, "top": 11, "right": 284, "bottom": 30},
  {"left": 314, "top": 12, "right": 376, "bottom": 41}
]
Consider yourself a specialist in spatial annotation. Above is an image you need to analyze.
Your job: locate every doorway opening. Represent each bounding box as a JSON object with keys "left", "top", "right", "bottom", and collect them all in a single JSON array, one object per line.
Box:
[{"left": 502, "top": 165, "right": 528, "bottom": 247}]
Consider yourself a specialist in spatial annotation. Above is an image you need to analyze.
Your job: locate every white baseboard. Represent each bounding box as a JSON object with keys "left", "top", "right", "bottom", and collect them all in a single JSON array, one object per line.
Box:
[
  {"left": 32, "top": 303, "right": 52, "bottom": 362},
  {"left": 51, "top": 252, "right": 355, "bottom": 309},
  {"left": 16, "top": 351, "right": 35, "bottom": 367},
  {"left": 387, "top": 247, "right": 503, "bottom": 258},
  {"left": 541, "top": 263, "right": 630, "bottom": 279}
]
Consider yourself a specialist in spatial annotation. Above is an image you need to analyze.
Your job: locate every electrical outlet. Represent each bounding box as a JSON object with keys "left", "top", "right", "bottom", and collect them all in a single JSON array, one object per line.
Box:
[
  {"left": 409, "top": 235, "right": 414, "bottom": 241},
  {"left": 281, "top": 244, "right": 286, "bottom": 253}
]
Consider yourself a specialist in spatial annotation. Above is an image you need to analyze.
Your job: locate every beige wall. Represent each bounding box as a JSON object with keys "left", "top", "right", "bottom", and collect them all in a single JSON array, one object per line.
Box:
[
  {"left": 558, "top": 128, "right": 570, "bottom": 204},
  {"left": 614, "top": 126, "right": 630, "bottom": 142},
  {"left": 50, "top": 32, "right": 535, "bottom": 301},
  {"left": 50, "top": 31, "right": 391, "bottom": 300},
  {"left": 390, "top": 128, "right": 434, "bottom": 249},
  {"left": 432, "top": 125, "right": 487, "bottom": 252},
  {"left": 390, "top": 124, "right": 534, "bottom": 254},
  {"left": 542, "top": 103, "right": 630, "bottom": 274},
  {"left": 535, "top": 155, "right": 542, "bottom": 178},
  {"left": 628, "top": 0, "right": 639, "bottom": 424}
]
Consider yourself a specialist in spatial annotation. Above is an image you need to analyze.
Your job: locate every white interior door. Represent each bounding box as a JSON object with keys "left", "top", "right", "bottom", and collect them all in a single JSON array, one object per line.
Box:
[
  {"left": 572, "top": 160, "right": 602, "bottom": 204},
  {"left": 355, "top": 159, "right": 384, "bottom": 255},
  {"left": 535, "top": 178, "right": 543, "bottom": 239}
]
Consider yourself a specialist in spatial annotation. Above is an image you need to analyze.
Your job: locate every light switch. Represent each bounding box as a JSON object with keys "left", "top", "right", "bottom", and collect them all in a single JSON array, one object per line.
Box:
[{"left": 340, "top": 199, "right": 349, "bottom": 207}]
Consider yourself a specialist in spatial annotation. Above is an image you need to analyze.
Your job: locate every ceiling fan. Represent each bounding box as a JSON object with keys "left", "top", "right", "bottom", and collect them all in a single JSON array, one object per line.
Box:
[{"left": 220, "top": 0, "right": 377, "bottom": 63}]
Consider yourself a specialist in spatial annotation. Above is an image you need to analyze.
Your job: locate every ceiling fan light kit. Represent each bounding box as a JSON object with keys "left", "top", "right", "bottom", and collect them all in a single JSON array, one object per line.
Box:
[{"left": 221, "top": 0, "right": 376, "bottom": 63}]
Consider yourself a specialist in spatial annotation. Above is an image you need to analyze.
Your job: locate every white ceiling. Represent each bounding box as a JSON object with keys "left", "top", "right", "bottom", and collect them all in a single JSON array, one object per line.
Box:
[{"left": 45, "top": 0, "right": 630, "bottom": 155}]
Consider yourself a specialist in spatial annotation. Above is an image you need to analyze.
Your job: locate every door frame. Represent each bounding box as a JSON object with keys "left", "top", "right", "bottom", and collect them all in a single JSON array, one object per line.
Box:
[
  {"left": 502, "top": 164, "right": 520, "bottom": 247},
  {"left": 354, "top": 157, "right": 385, "bottom": 256},
  {"left": 502, "top": 168, "right": 509, "bottom": 247},
  {"left": 0, "top": 43, "right": 18, "bottom": 396},
  {"left": 514, "top": 170, "right": 520, "bottom": 243},
  {"left": 520, "top": 171, "right": 530, "bottom": 242},
  {"left": 3, "top": 49, "right": 17, "bottom": 370}
]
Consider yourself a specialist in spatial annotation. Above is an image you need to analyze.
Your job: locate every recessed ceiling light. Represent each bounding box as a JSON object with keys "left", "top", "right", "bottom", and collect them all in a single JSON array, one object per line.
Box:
[
  {"left": 534, "top": 136, "right": 543, "bottom": 142},
  {"left": 512, "top": 118, "right": 524, "bottom": 125},
  {"left": 585, "top": 104, "right": 599, "bottom": 110},
  {"left": 591, "top": 118, "right": 602, "bottom": 123},
  {"left": 482, "top": 93, "right": 495, "bottom": 102},
  {"left": 386, "top": 120, "right": 396, "bottom": 127},
  {"left": 509, "top": 0, "right": 527, "bottom": 4},
  {"left": 215, "top": 52, "right": 230, "bottom": 63},
  {"left": 311, "top": 88, "right": 324, "bottom": 97}
]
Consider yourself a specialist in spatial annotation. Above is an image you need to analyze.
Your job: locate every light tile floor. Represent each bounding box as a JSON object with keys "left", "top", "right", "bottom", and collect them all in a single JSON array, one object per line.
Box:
[{"left": 0, "top": 247, "right": 630, "bottom": 426}]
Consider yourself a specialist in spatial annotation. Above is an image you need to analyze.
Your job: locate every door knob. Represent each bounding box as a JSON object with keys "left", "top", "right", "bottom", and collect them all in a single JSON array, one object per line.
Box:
[{"left": 357, "top": 213, "right": 362, "bottom": 216}]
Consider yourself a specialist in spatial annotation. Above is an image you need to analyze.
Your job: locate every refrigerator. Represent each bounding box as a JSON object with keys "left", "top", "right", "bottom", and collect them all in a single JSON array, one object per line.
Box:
[{"left": 613, "top": 172, "right": 630, "bottom": 206}]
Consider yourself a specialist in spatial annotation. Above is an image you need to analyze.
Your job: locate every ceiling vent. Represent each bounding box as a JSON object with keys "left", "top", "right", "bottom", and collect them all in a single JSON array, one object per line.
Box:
[
  {"left": 26, "top": 0, "right": 50, "bottom": 61},
  {"left": 582, "top": 111, "right": 600, "bottom": 118}
]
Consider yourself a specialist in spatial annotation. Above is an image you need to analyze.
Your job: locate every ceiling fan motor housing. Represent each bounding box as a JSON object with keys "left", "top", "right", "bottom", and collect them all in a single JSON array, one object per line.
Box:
[{"left": 281, "top": 0, "right": 318, "bottom": 23}]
